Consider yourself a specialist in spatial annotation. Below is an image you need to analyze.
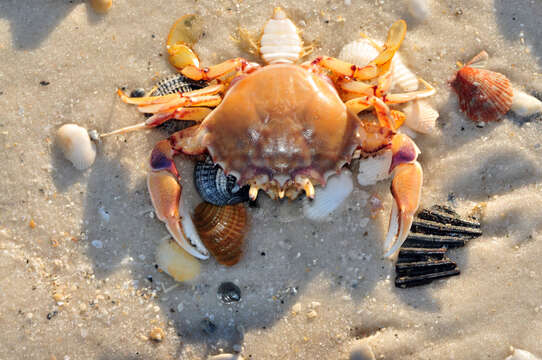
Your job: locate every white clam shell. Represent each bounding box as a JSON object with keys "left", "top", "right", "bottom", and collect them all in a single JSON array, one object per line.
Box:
[
  {"left": 511, "top": 89, "right": 542, "bottom": 117},
  {"left": 505, "top": 348, "right": 541, "bottom": 360},
  {"left": 403, "top": 100, "right": 439, "bottom": 134},
  {"left": 156, "top": 237, "right": 201, "bottom": 282},
  {"left": 56, "top": 124, "right": 96, "bottom": 170},
  {"left": 303, "top": 170, "right": 354, "bottom": 221},
  {"left": 357, "top": 151, "right": 392, "bottom": 186}
]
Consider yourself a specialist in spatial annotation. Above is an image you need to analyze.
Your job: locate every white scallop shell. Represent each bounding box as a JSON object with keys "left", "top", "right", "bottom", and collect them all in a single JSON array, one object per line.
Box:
[
  {"left": 505, "top": 348, "right": 541, "bottom": 360},
  {"left": 392, "top": 53, "right": 419, "bottom": 91},
  {"left": 260, "top": 8, "right": 302, "bottom": 64},
  {"left": 156, "top": 237, "right": 201, "bottom": 282},
  {"left": 357, "top": 151, "right": 392, "bottom": 186},
  {"left": 303, "top": 170, "right": 354, "bottom": 221},
  {"left": 56, "top": 124, "right": 96, "bottom": 170},
  {"left": 510, "top": 89, "right": 542, "bottom": 117},
  {"left": 403, "top": 100, "right": 439, "bottom": 134}
]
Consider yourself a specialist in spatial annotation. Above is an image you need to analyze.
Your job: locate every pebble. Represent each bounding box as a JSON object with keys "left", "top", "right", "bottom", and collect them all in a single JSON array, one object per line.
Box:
[
  {"left": 177, "top": 303, "right": 184, "bottom": 312},
  {"left": 89, "top": 0, "right": 112, "bottom": 14},
  {"left": 149, "top": 327, "right": 165, "bottom": 342},
  {"left": 349, "top": 340, "right": 376, "bottom": 360},
  {"left": 217, "top": 282, "right": 242, "bottom": 304},
  {"left": 130, "top": 88, "right": 146, "bottom": 98},
  {"left": 306, "top": 309, "right": 318, "bottom": 319},
  {"left": 98, "top": 207, "right": 110, "bottom": 222},
  {"left": 292, "top": 303, "right": 302, "bottom": 313},
  {"left": 209, "top": 354, "right": 244, "bottom": 360},
  {"left": 201, "top": 317, "right": 217, "bottom": 335},
  {"left": 91, "top": 240, "right": 103, "bottom": 249},
  {"left": 408, "top": 0, "right": 431, "bottom": 22}
]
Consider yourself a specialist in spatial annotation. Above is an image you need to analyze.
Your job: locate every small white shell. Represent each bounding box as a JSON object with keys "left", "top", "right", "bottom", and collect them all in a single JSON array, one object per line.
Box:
[
  {"left": 56, "top": 124, "right": 96, "bottom": 170},
  {"left": 303, "top": 170, "right": 353, "bottom": 221},
  {"left": 511, "top": 89, "right": 542, "bottom": 117},
  {"left": 392, "top": 53, "right": 419, "bottom": 91},
  {"left": 505, "top": 348, "right": 541, "bottom": 360},
  {"left": 156, "top": 237, "right": 201, "bottom": 282},
  {"left": 403, "top": 100, "right": 439, "bottom": 134},
  {"left": 408, "top": 0, "right": 431, "bottom": 22},
  {"left": 260, "top": 8, "right": 302, "bottom": 64},
  {"left": 357, "top": 151, "right": 392, "bottom": 186}
]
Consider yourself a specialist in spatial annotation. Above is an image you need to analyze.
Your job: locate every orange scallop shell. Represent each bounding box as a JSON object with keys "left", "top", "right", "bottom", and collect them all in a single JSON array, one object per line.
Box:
[
  {"left": 451, "top": 63, "right": 513, "bottom": 122},
  {"left": 193, "top": 202, "right": 247, "bottom": 266}
]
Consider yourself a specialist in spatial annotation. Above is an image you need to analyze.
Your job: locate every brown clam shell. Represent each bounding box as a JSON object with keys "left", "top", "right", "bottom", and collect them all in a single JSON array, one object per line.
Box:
[{"left": 193, "top": 202, "right": 247, "bottom": 266}]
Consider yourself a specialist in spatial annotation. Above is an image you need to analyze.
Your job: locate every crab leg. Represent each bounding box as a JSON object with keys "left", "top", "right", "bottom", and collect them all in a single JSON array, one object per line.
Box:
[
  {"left": 181, "top": 58, "right": 251, "bottom": 81},
  {"left": 346, "top": 95, "right": 405, "bottom": 130},
  {"left": 383, "top": 134, "right": 423, "bottom": 258},
  {"left": 147, "top": 126, "right": 210, "bottom": 259},
  {"left": 383, "top": 78, "right": 436, "bottom": 104}
]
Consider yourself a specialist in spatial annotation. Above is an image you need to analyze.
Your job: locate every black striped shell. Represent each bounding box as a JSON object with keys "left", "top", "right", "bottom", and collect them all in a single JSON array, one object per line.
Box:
[{"left": 194, "top": 157, "right": 250, "bottom": 206}]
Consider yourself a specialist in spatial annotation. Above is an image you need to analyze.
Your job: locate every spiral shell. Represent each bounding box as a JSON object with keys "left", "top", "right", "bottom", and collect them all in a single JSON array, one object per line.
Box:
[
  {"left": 56, "top": 124, "right": 97, "bottom": 170},
  {"left": 194, "top": 158, "right": 250, "bottom": 206},
  {"left": 193, "top": 203, "right": 247, "bottom": 266}
]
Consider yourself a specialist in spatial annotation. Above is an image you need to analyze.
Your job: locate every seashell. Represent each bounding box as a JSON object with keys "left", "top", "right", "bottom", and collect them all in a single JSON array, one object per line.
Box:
[
  {"left": 408, "top": 0, "right": 431, "bottom": 22},
  {"left": 155, "top": 237, "right": 201, "bottom": 282},
  {"left": 260, "top": 8, "right": 303, "bottom": 64},
  {"left": 209, "top": 354, "right": 244, "bottom": 360},
  {"left": 89, "top": 0, "right": 112, "bottom": 14},
  {"left": 217, "top": 282, "right": 242, "bottom": 303},
  {"left": 450, "top": 52, "right": 513, "bottom": 122},
  {"left": 56, "top": 124, "right": 97, "bottom": 170},
  {"left": 510, "top": 89, "right": 542, "bottom": 117},
  {"left": 505, "top": 348, "right": 541, "bottom": 360},
  {"left": 193, "top": 202, "right": 247, "bottom": 266},
  {"left": 303, "top": 170, "right": 353, "bottom": 221},
  {"left": 402, "top": 100, "right": 439, "bottom": 134},
  {"left": 391, "top": 53, "right": 419, "bottom": 91},
  {"left": 356, "top": 151, "right": 392, "bottom": 186},
  {"left": 194, "top": 158, "right": 250, "bottom": 206}
]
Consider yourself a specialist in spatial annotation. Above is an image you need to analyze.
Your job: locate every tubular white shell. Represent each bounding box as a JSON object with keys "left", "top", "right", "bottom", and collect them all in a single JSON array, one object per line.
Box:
[
  {"left": 511, "top": 89, "right": 542, "bottom": 117},
  {"left": 155, "top": 237, "right": 201, "bottom": 282},
  {"left": 303, "top": 170, "right": 354, "bottom": 221},
  {"left": 338, "top": 39, "right": 419, "bottom": 91},
  {"left": 260, "top": 9, "right": 302, "bottom": 64},
  {"left": 403, "top": 100, "right": 439, "bottom": 134},
  {"left": 56, "top": 123, "right": 97, "bottom": 170},
  {"left": 356, "top": 151, "right": 392, "bottom": 186},
  {"left": 505, "top": 348, "right": 541, "bottom": 360}
]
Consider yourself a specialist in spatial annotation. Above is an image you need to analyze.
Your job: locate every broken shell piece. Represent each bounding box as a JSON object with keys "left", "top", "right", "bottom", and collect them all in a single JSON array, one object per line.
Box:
[
  {"left": 505, "top": 348, "right": 542, "bottom": 360},
  {"left": 193, "top": 203, "right": 247, "bottom": 266},
  {"left": 451, "top": 51, "right": 514, "bottom": 122},
  {"left": 89, "top": 0, "right": 112, "bottom": 14},
  {"left": 356, "top": 152, "right": 392, "bottom": 186},
  {"left": 156, "top": 237, "right": 201, "bottom": 282},
  {"left": 303, "top": 170, "right": 353, "bottom": 221},
  {"left": 56, "top": 124, "right": 97, "bottom": 170},
  {"left": 403, "top": 100, "right": 439, "bottom": 134},
  {"left": 510, "top": 89, "right": 542, "bottom": 117}
]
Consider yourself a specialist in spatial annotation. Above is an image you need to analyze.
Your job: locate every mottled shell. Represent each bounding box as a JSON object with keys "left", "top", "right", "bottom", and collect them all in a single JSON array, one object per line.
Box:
[
  {"left": 193, "top": 203, "right": 247, "bottom": 266},
  {"left": 198, "top": 64, "right": 362, "bottom": 189}
]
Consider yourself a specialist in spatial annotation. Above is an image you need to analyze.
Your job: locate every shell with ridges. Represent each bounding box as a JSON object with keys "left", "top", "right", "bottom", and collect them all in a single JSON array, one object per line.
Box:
[
  {"left": 155, "top": 237, "right": 201, "bottom": 282},
  {"left": 193, "top": 202, "right": 247, "bottom": 266},
  {"left": 403, "top": 100, "right": 439, "bottom": 134},
  {"left": 303, "top": 170, "right": 354, "bottom": 221},
  {"left": 260, "top": 8, "right": 303, "bottom": 64},
  {"left": 194, "top": 157, "right": 250, "bottom": 206},
  {"left": 56, "top": 124, "right": 97, "bottom": 170}
]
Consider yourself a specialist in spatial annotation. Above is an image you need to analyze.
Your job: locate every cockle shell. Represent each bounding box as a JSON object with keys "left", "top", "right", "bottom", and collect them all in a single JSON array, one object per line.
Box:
[
  {"left": 155, "top": 237, "right": 201, "bottom": 282},
  {"left": 193, "top": 202, "right": 247, "bottom": 266},
  {"left": 56, "top": 124, "right": 97, "bottom": 170},
  {"left": 303, "top": 170, "right": 354, "bottom": 221},
  {"left": 402, "top": 100, "right": 439, "bottom": 134},
  {"left": 194, "top": 158, "right": 250, "bottom": 206},
  {"left": 450, "top": 52, "right": 513, "bottom": 122},
  {"left": 356, "top": 151, "right": 392, "bottom": 186},
  {"left": 510, "top": 89, "right": 542, "bottom": 117}
]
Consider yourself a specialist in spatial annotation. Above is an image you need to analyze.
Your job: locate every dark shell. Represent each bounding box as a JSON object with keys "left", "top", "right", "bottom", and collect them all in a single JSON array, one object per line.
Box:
[
  {"left": 395, "top": 205, "right": 482, "bottom": 288},
  {"left": 194, "top": 157, "right": 250, "bottom": 206},
  {"left": 217, "top": 282, "right": 242, "bottom": 304},
  {"left": 148, "top": 74, "right": 208, "bottom": 134}
]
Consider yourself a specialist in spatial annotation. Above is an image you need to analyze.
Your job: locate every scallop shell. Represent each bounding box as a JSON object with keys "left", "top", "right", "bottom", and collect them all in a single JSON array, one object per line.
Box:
[
  {"left": 194, "top": 158, "right": 250, "bottom": 206},
  {"left": 303, "top": 170, "right": 354, "bottom": 221},
  {"left": 451, "top": 56, "right": 513, "bottom": 122},
  {"left": 510, "top": 89, "right": 542, "bottom": 117},
  {"left": 56, "top": 124, "right": 97, "bottom": 170},
  {"left": 403, "top": 100, "right": 439, "bottom": 134},
  {"left": 193, "top": 202, "right": 247, "bottom": 266},
  {"left": 155, "top": 237, "right": 201, "bottom": 282},
  {"left": 392, "top": 53, "right": 419, "bottom": 91},
  {"left": 356, "top": 151, "right": 392, "bottom": 186}
]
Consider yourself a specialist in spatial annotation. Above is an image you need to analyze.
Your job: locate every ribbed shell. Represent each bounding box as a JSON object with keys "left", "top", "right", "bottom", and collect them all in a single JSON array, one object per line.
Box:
[
  {"left": 260, "top": 8, "right": 302, "bottom": 64},
  {"left": 403, "top": 100, "right": 439, "bottom": 134},
  {"left": 451, "top": 65, "right": 513, "bottom": 122},
  {"left": 194, "top": 157, "right": 250, "bottom": 206},
  {"left": 193, "top": 202, "right": 247, "bottom": 266}
]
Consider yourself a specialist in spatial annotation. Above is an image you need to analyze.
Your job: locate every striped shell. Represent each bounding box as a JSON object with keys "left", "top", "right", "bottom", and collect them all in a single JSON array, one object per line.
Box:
[
  {"left": 403, "top": 100, "right": 439, "bottom": 134},
  {"left": 155, "top": 237, "right": 201, "bottom": 282},
  {"left": 451, "top": 52, "right": 513, "bottom": 122},
  {"left": 303, "top": 170, "right": 354, "bottom": 221},
  {"left": 194, "top": 157, "right": 250, "bottom": 206},
  {"left": 193, "top": 202, "right": 247, "bottom": 266},
  {"left": 56, "top": 124, "right": 97, "bottom": 170},
  {"left": 260, "top": 8, "right": 302, "bottom": 64}
]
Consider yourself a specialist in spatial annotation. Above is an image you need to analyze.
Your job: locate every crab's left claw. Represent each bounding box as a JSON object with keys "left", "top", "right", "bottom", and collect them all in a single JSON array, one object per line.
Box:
[{"left": 383, "top": 134, "right": 422, "bottom": 258}]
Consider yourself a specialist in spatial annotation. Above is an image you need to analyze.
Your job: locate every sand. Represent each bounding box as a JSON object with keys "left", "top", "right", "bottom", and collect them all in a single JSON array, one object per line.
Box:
[{"left": 0, "top": 0, "right": 541, "bottom": 359}]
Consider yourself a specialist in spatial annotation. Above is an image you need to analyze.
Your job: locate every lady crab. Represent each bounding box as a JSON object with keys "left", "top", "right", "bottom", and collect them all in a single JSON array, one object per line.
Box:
[{"left": 103, "top": 8, "right": 436, "bottom": 260}]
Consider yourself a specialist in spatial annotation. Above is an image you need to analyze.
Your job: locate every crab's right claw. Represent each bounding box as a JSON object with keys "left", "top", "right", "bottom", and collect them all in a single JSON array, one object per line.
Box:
[
  {"left": 383, "top": 162, "right": 423, "bottom": 258},
  {"left": 147, "top": 141, "right": 209, "bottom": 260}
]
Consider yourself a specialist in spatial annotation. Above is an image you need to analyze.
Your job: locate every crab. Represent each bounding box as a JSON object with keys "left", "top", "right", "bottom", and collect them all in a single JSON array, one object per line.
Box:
[{"left": 102, "top": 8, "right": 436, "bottom": 261}]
